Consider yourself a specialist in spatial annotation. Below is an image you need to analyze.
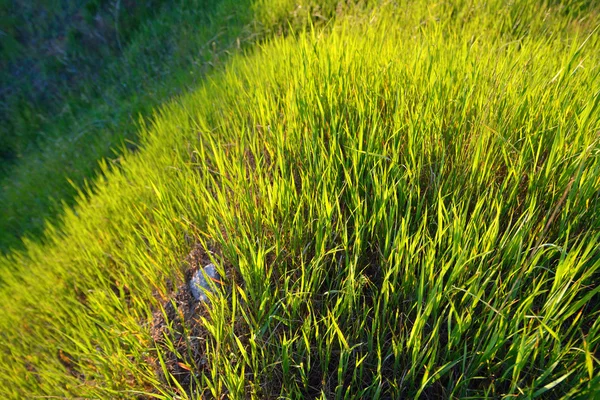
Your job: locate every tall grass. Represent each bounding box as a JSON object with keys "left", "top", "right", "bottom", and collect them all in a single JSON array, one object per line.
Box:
[{"left": 1, "top": 0, "right": 599, "bottom": 398}]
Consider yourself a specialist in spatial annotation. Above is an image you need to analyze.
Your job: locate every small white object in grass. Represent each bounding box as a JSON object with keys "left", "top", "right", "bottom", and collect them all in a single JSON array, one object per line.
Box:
[{"left": 189, "top": 264, "right": 221, "bottom": 301}]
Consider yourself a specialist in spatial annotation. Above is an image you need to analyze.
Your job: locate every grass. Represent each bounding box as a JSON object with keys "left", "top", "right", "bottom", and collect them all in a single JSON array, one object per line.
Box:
[
  {"left": 1, "top": 0, "right": 600, "bottom": 398},
  {"left": 0, "top": 0, "right": 243, "bottom": 250},
  {"left": 0, "top": 0, "right": 336, "bottom": 251}
]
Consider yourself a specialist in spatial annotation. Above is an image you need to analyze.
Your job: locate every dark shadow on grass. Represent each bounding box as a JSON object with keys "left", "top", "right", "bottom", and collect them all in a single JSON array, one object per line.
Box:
[{"left": 0, "top": 0, "right": 259, "bottom": 254}]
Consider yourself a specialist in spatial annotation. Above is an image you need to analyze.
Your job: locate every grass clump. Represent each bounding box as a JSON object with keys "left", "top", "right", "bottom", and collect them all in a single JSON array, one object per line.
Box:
[{"left": 1, "top": 0, "right": 600, "bottom": 398}]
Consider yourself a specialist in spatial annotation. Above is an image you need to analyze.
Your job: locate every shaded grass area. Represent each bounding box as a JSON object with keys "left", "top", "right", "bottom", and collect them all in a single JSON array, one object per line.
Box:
[
  {"left": 0, "top": 0, "right": 246, "bottom": 251},
  {"left": 0, "top": 0, "right": 336, "bottom": 251},
  {"left": 1, "top": 0, "right": 600, "bottom": 398},
  {"left": 0, "top": 0, "right": 167, "bottom": 127}
]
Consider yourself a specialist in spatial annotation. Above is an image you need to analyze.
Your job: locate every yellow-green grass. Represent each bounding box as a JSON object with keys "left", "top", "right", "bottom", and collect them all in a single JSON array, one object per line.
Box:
[{"left": 1, "top": 1, "right": 600, "bottom": 398}]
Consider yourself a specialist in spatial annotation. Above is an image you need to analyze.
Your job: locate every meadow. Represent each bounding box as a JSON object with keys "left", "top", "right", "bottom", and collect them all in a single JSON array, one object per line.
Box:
[{"left": 1, "top": 0, "right": 599, "bottom": 398}]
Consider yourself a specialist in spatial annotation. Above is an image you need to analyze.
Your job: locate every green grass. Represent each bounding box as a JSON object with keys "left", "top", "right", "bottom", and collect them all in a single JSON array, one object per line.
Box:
[
  {"left": 0, "top": 0, "right": 247, "bottom": 251},
  {"left": 2, "top": 0, "right": 600, "bottom": 398},
  {"left": 0, "top": 0, "right": 337, "bottom": 251},
  {"left": 0, "top": 0, "right": 169, "bottom": 169}
]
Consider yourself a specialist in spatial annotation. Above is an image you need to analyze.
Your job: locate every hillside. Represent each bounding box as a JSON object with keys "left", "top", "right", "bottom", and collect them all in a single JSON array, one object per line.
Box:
[{"left": 1, "top": 1, "right": 600, "bottom": 398}]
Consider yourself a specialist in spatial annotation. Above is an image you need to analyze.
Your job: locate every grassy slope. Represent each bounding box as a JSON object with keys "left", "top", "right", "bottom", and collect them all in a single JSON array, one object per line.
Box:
[
  {"left": 0, "top": 0, "right": 231, "bottom": 250},
  {"left": 2, "top": 0, "right": 600, "bottom": 398},
  {"left": 0, "top": 0, "right": 315, "bottom": 251}
]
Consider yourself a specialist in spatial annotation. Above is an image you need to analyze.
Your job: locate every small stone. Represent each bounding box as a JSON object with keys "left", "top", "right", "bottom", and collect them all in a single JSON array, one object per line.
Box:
[{"left": 189, "top": 264, "right": 221, "bottom": 301}]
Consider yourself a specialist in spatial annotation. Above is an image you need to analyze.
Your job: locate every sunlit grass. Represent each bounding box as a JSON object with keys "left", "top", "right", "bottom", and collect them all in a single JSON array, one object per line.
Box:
[{"left": 1, "top": 1, "right": 599, "bottom": 398}]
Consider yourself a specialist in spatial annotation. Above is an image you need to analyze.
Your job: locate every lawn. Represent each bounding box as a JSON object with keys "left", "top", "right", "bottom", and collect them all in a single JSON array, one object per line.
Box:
[{"left": 1, "top": 0, "right": 599, "bottom": 398}]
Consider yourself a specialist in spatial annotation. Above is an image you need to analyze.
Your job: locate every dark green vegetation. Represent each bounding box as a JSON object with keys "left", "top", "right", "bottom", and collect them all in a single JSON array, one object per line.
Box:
[
  {"left": 1, "top": 0, "right": 600, "bottom": 398},
  {"left": 0, "top": 0, "right": 229, "bottom": 250},
  {"left": 0, "top": 0, "right": 332, "bottom": 250}
]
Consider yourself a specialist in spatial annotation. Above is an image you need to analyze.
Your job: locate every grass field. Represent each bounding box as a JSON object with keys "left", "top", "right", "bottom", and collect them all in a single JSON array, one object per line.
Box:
[{"left": 1, "top": 0, "right": 600, "bottom": 398}]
